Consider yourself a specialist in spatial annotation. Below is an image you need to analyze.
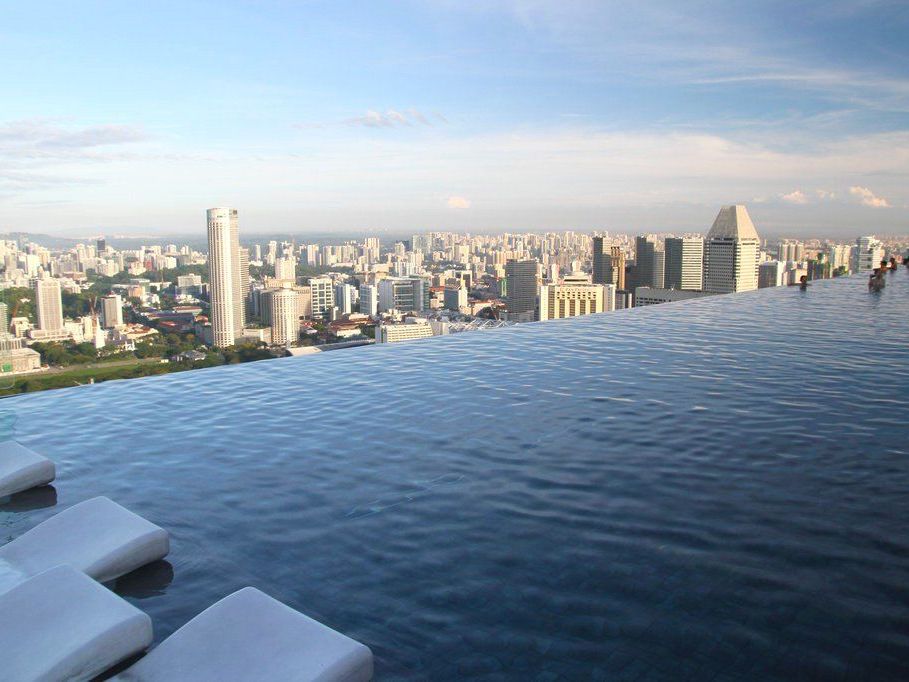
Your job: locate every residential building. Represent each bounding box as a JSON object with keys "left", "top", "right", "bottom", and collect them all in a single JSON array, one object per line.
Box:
[
  {"left": 360, "top": 284, "right": 378, "bottom": 317},
  {"left": 34, "top": 278, "right": 64, "bottom": 331},
  {"left": 206, "top": 207, "right": 244, "bottom": 347},
  {"left": 852, "top": 235, "right": 883, "bottom": 272}
]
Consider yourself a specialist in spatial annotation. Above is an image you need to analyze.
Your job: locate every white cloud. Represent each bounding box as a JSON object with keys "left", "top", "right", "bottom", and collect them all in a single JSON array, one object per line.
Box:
[
  {"left": 816, "top": 189, "right": 836, "bottom": 200},
  {"left": 344, "top": 109, "right": 435, "bottom": 128},
  {"left": 781, "top": 190, "right": 808, "bottom": 204},
  {"left": 447, "top": 195, "right": 471, "bottom": 209},
  {"left": 849, "top": 185, "right": 890, "bottom": 208}
]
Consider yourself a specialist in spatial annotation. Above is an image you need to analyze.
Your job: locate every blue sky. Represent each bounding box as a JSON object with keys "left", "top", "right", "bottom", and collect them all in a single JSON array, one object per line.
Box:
[{"left": 1, "top": 0, "right": 908, "bottom": 236}]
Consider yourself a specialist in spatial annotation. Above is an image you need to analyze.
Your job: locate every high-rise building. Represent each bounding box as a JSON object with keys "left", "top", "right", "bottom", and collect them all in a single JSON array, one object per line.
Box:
[
  {"left": 275, "top": 256, "right": 296, "bottom": 282},
  {"left": 206, "top": 207, "right": 244, "bottom": 347},
  {"left": 443, "top": 287, "right": 468, "bottom": 312},
  {"left": 758, "top": 261, "right": 784, "bottom": 288},
  {"left": 703, "top": 205, "right": 760, "bottom": 294},
  {"left": 268, "top": 288, "right": 299, "bottom": 347},
  {"left": 592, "top": 238, "right": 626, "bottom": 291},
  {"left": 359, "top": 284, "right": 378, "bottom": 317},
  {"left": 664, "top": 237, "right": 704, "bottom": 291},
  {"left": 239, "top": 247, "right": 249, "bottom": 326},
  {"left": 778, "top": 240, "right": 805, "bottom": 263},
  {"left": 376, "top": 320, "right": 434, "bottom": 343},
  {"left": 852, "top": 236, "right": 883, "bottom": 272},
  {"left": 0, "top": 302, "right": 8, "bottom": 334},
  {"left": 309, "top": 277, "right": 335, "bottom": 320},
  {"left": 96, "top": 237, "right": 106, "bottom": 253},
  {"left": 34, "top": 278, "right": 64, "bottom": 331},
  {"left": 377, "top": 277, "right": 427, "bottom": 313},
  {"left": 101, "top": 294, "right": 123, "bottom": 328},
  {"left": 505, "top": 259, "right": 538, "bottom": 320},
  {"left": 335, "top": 283, "right": 356, "bottom": 315},
  {"left": 630, "top": 236, "right": 658, "bottom": 290},
  {"left": 828, "top": 244, "right": 851, "bottom": 271},
  {"left": 539, "top": 277, "right": 614, "bottom": 321},
  {"left": 652, "top": 248, "right": 665, "bottom": 289}
]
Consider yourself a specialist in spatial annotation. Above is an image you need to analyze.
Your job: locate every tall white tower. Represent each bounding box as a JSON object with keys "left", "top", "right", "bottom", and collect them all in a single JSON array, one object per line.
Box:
[
  {"left": 206, "top": 207, "right": 244, "bottom": 347},
  {"left": 703, "top": 205, "right": 760, "bottom": 294},
  {"left": 269, "top": 287, "right": 298, "bottom": 347},
  {"left": 34, "top": 278, "right": 64, "bottom": 331}
]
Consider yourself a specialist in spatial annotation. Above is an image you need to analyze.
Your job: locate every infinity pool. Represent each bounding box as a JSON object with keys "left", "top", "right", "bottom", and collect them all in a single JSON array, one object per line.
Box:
[{"left": 2, "top": 270, "right": 908, "bottom": 680}]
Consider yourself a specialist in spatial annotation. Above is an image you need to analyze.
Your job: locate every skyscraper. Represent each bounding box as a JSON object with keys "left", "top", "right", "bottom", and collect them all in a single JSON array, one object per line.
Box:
[
  {"left": 664, "top": 237, "right": 705, "bottom": 291},
  {"left": 206, "top": 207, "right": 244, "bottom": 347},
  {"left": 630, "top": 236, "right": 658, "bottom": 290},
  {"left": 359, "top": 284, "right": 378, "bottom": 317},
  {"left": 101, "top": 294, "right": 124, "bottom": 328},
  {"left": 268, "top": 287, "right": 298, "bottom": 347},
  {"left": 852, "top": 236, "right": 883, "bottom": 272},
  {"left": 703, "top": 205, "right": 760, "bottom": 294},
  {"left": 34, "top": 278, "right": 64, "bottom": 331},
  {"left": 505, "top": 259, "right": 538, "bottom": 321}
]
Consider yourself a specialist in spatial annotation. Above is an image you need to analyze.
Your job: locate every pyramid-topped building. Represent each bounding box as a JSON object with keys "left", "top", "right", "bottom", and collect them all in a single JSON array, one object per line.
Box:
[
  {"left": 707, "top": 205, "right": 760, "bottom": 241},
  {"left": 704, "top": 204, "right": 761, "bottom": 294}
]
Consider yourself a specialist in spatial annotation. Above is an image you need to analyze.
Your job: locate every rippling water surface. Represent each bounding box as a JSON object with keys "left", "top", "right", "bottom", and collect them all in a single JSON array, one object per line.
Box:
[{"left": 2, "top": 272, "right": 909, "bottom": 680}]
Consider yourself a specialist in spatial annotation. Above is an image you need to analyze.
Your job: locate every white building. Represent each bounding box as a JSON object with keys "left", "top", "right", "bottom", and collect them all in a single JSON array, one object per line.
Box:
[
  {"left": 309, "top": 277, "right": 335, "bottom": 320},
  {"left": 539, "top": 279, "right": 613, "bottom": 321},
  {"left": 376, "top": 319, "right": 434, "bottom": 343},
  {"left": 359, "top": 284, "right": 378, "bottom": 317},
  {"left": 852, "top": 236, "right": 883, "bottom": 272},
  {"left": 101, "top": 294, "right": 124, "bottom": 328},
  {"left": 703, "top": 205, "right": 760, "bottom": 294},
  {"left": 275, "top": 256, "right": 296, "bottom": 282},
  {"left": 33, "top": 278, "right": 64, "bottom": 331},
  {"left": 634, "top": 287, "right": 709, "bottom": 306},
  {"left": 269, "top": 288, "right": 299, "bottom": 347},
  {"left": 664, "top": 237, "right": 704, "bottom": 291},
  {"left": 206, "top": 207, "right": 244, "bottom": 347}
]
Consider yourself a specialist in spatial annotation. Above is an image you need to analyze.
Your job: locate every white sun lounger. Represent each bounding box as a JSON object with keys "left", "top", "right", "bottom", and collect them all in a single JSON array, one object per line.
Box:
[
  {"left": 0, "top": 440, "right": 55, "bottom": 499},
  {"left": 0, "top": 564, "right": 153, "bottom": 682},
  {"left": 0, "top": 496, "right": 169, "bottom": 595},
  {"left": 114, "top": 587, "right": 373, "bottom": 682}
]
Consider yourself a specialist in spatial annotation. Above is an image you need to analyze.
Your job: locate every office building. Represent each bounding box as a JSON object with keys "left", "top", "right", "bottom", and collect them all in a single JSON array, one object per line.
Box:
[
  {"left": 703, "top": 205, "right": 760, "bottom": 294},
  {"left": 539, "top": 277, "right": 613, "bottom": 321},
  {"left": 206, "top": 207, "right": 244, "bottom": 347},
  {"left": 505, "top": 259, "right": 538, "bottom": 321},
  {"left": 360, "top": 284, "right": 378, "bottom": 317},
  {"left": 443, "top": 287, "right": 468, "bottom": 312},
  {"left": 633, "top": 287, "right": 709, "bottom": 306},
  {"left": 778, "top": 240, "right": 805, "bottom": 263},
  {"left": 101, "top": 294, "right": 123, "bottom": 328},
  {"left": 664, "top": 237, "right": 704, "bottom": 291},
  {"left": 630, "top": 236, "right": 658, "bottom": 290},
  {"left": 758, "top": 261, "right": 785, "bottom": 288},
  {"left": 335, "top": 283, "right": 356, "bottom": 315},
  {"left": 378, "top": 277, "right": 428, "bottom": 313},
  {"left": 376, "top": 320, "right": 434, "bottom": 343}
]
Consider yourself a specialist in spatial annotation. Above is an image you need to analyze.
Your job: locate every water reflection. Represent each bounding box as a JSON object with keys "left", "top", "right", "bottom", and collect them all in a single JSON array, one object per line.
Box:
[
  {"left": 113, "top": 560, "right": 174, "bottom": 599},
  {"left": 0, "top": 485, "right": 57, "bottom": 512}
]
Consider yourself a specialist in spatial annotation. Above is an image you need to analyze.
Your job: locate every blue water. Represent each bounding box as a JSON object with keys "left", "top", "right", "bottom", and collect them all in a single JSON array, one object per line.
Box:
[{"left": 2, "top": 271, "right": 909, "bottom": 680}]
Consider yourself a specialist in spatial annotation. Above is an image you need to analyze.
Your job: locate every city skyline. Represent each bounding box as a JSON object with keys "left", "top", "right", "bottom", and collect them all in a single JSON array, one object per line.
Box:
[{"left": 1, "top": 1, "right": 908, "bottom": 236}]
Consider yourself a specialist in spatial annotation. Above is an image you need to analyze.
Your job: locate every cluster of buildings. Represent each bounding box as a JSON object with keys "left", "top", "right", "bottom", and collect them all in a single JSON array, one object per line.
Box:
[{"left": 0, "top": 205, "right": 900, "bottom": 373}]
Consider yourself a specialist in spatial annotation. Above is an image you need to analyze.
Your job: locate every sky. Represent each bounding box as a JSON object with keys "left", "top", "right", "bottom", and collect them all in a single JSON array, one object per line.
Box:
[{"left": 1, "top": 0, "right": 908, "bottom": 237}]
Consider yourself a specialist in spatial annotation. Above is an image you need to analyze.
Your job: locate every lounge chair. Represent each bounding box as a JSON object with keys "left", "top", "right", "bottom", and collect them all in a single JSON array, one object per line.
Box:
[
  {"left": 114, "top": 587, "right": 373, "bottom": 681},
  {"left": 0, "top": 496, "right": 169, "bottom": 595},
  {"left": 0, "top": 440, "right": 55, "bottom": 499},
  {"left": 0, "top": 564, "right": 153, "bottom": 682}
]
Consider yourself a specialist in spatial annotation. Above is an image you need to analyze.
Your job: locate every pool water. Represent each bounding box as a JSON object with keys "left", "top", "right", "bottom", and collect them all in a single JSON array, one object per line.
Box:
[{"left": 2, "top": 270, "right": 908, "bottom": 680}]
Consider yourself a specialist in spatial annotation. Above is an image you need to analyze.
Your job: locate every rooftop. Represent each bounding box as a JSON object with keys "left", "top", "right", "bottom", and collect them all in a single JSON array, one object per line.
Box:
[
  {"left": 2, "top": 271, "right": 909, "bottom": 679},
  {"left": 707, "top": 204, "right": 760, "bottom": 241}
]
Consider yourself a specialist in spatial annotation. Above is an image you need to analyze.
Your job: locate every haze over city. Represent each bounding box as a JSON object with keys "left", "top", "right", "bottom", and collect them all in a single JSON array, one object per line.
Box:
[{"left": 2, "top": 0, "right": 908, "bottom": 237}]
